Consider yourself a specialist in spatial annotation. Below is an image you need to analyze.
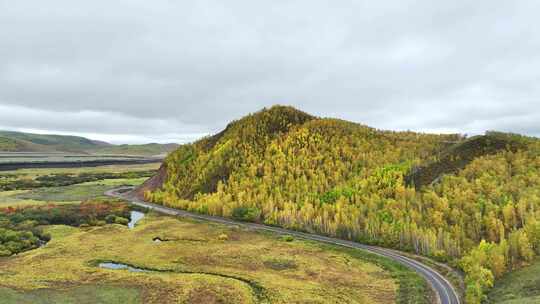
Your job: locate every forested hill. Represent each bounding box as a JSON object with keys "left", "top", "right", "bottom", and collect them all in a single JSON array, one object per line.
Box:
[
  {"left": 143, "top": 105, "right": 540, "bottom": 303},
  {"left": 0, "top": 130, "right": 179, "bottom": 156},
  {"left": 142, "top": 105, "right": 461, "bottom": 200}
]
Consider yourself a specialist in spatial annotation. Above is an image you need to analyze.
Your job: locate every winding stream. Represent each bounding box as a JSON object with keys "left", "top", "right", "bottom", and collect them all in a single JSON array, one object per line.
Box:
[
  {"left": 99, "top": 262, "right": 147, "bottom": 272},
  {"left": 97, "top": 261, "right": 268, "bottom": 302},
  {"left": 97, "top": 209, "right": 270, "bottom": 302}
]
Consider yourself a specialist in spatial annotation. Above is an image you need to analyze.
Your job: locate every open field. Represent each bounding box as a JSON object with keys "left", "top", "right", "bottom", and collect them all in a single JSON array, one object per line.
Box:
[
  {"left": 4, "top": 178, "right": 146, "bottom": 204},
  {"left": 0, "top": 163, "right": 159, "bottom": 206},
  {"left": 0, "top": 285, "right": 141, "bottom": 304},
  {"left": 488, "top": 258, "right": 540, "bottom": 304},
  {"left": 0, "top": 212, "right": 428, "bottom": 304}
]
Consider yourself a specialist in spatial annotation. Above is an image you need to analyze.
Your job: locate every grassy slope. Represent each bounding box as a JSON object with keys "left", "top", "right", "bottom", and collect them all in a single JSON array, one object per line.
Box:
[
  {"left": 0, "top": 136, "right": 56, "bottom": 152},
  {"left": 0, "top": 136, "right": 20, "bottom": 151},
  {"left": 0, "top": 130, "right": 107, "bottom": 153},
  {"left": 487, "top": 259, "right": 540, "bottom": 304},
  {"left": 0, "top": 130, "right": 178, "bottom": 156}
]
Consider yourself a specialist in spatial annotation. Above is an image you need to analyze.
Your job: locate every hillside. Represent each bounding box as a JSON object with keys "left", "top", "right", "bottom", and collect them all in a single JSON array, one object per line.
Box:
[
  {"left": 0, "top": 135, "right": 57, "bottom": 152},
  {"left": 0, "top": 130, "right": 109, "bottom": 153},
  {"left": 142, "top": 105, "right": 540, "bottom": 303},
  {"left": 405, "top": 131, "right": 528, "bottom": 189},
  {"left": 0, "top": 130, "right": 178, "bottom": 156},
  {"left": 488, "top": 258, "right": 540, "bottom": 303}
]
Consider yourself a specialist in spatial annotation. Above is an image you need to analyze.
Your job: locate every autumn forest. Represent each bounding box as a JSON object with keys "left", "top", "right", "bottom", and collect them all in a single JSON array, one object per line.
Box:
[{"left": 144, "top": 106, "right": 540, "bottom": 303}]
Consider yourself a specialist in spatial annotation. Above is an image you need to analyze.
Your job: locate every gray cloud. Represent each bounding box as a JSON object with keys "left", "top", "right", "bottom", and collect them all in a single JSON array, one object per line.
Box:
[{"left": 1, "top": 0, "right": 539, "bottom": 143}]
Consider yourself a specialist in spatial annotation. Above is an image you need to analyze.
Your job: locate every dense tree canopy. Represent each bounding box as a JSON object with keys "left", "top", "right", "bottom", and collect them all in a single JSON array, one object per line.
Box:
[{"left": 146, "top": 106, "right": 540, "bottom": 303}]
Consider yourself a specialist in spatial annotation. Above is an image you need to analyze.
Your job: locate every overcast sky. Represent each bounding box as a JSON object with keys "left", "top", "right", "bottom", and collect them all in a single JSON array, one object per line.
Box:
[{"left": 1, "top": 1, "right": 539, "bottom": 144}]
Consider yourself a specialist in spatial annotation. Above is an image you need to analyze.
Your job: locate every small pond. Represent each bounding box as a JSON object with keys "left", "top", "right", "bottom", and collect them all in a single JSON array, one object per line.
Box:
[
  {"left": 99, "top": 262, "right": 147, "bottom": 272},
  {"left": 128, "top": 211, "right": 145, "bottom": 229}
]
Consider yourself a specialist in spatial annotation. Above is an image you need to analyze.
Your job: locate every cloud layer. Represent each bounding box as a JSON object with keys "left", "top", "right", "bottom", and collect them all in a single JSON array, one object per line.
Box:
[{"left": 1, "top": 1, "right": 539, "bottom": 143}]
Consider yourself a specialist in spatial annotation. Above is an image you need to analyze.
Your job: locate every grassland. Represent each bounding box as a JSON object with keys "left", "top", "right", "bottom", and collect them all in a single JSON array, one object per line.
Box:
[
  {"left": 11, "top": 178, "right": 148, "bottom": 202},
  {"left": 0, "top": 130, "right": 106, "bottom": 153},
  {"left": 487, "top": 259, "right": 540, "bottom": 304},
  {"left": 0, "top": 213, "right": 428, "bottom": 304},
  {"left": 0, "top": 164, "right": 159, "bottom": 206},
  {"left": 0, "top": 285, "right": 141, "bottom": 304},
  {"left": 0, "top": 137, "right": 20, "bottom": 152}
]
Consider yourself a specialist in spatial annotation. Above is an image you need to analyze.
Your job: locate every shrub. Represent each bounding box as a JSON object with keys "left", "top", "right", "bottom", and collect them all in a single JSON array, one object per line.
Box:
[
  {"left": 0, "top": 247, "right": 11, "bottom": 257},
  {"left": 218, "top": 234, "right": 229, "bottom": 241},
  {"left": 231, "top": 207, "right": 261, "bottom": 222},
  {"left": 0, "top": 201, "right": 131, "bottom": 256},
  {"left": 5, "top": 240, "right": 24, "bottom": 253},
  {"left": 114, "top": 217, "right": 129, "bottom": 225},
  {"left": 105, "top": 215, "right": 116, "bottom": 224},
  {"left": 281, "top": 235, "right": 294, "bottom": 242}
]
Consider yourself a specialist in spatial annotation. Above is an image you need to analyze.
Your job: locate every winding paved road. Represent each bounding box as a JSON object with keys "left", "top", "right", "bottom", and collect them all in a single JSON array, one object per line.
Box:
[{"left": 106, "top": 187, "right": 461, "bottom": 304}]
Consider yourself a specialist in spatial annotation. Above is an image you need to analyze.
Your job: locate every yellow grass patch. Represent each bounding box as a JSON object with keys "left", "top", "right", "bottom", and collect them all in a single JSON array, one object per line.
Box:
[{"left": 0, "top": 213, "right": 397, "bottom": 304}]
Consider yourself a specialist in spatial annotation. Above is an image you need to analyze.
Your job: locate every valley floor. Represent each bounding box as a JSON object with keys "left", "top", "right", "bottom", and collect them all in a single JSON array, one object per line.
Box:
[
  {"left": 0, "top": 213, "right": 405, "bottom": 303},
  {"left": 0, "top": 164, "right": 428, "bottom": 304}
]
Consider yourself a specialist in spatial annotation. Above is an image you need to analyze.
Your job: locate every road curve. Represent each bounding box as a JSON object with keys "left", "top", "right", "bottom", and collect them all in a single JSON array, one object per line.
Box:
[{"left": 106, "top": 187, "right": 461, "bottom": 304}]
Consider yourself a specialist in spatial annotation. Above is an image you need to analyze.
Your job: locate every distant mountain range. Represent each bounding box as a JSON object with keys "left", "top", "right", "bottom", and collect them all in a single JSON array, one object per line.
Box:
[{"left": 0, "top": 130, "right": 179, "bottom": 156}]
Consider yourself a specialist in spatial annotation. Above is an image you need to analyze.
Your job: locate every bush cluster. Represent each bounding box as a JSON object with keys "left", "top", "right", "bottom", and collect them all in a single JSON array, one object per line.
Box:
[{"left": 0, "top": 201, "right": 131, "bottom": 256}]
